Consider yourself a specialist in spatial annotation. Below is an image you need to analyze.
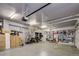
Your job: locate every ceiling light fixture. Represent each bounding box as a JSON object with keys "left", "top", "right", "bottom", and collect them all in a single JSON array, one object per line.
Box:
[
  {"left": 9, "top": 12, "right": 15, "bottom": 17},
  {"left": 41, "top": 13, "right": 48, "bottom": 29},
  {"left": 9, "top": 11, "right": 19, "bottom": 19},
  {"left": 29, "top": 20, "right": 38, "bottom": 25},
  {"left": 41, "top": 25, "right": 47, "bottom": 28},
  {"left": 10, "top": 14, "right": 19, "bottom": 19}
]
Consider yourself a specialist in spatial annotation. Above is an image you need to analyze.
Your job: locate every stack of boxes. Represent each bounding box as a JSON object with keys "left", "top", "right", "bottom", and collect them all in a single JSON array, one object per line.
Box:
[
  {"left": 10, "top": 35, "right": 23, "bottom": 48},
  {"left": 0, "top": 28, "right": 23, "bottom": 50},
  {"left": 10, "top": 35, "right": 15, "bottom": 48}
]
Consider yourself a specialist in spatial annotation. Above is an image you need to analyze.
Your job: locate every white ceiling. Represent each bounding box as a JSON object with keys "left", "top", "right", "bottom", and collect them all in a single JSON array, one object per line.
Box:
[
  {"left": 28, "top": 3, "right": 79, "bottom": 28},
  {"left": 42, "top": 3, "right": 79, "bottom": 21},
  {"left": 0, "top": 3, "right": 46, "bottom": 20},
  {"left": 0, "top": 3, "right": 24, "bottom": 20},
  {"left": 0, "top": 3, "right": 78, "bottom": 28},
  {"left": 27, "top": 3, "right": 46, "bottom": 15}
]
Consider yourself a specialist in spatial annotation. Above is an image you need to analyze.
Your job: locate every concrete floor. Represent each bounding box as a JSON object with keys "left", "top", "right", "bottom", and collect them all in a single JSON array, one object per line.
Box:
[{"left": 0, "top": 42, "right": 79, "bottom": 56}]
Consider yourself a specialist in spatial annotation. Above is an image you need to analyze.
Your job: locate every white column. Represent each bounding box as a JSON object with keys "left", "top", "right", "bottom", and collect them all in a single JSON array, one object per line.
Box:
[{"left": 5, "top": 33, "right": 10, "bottom": 49}]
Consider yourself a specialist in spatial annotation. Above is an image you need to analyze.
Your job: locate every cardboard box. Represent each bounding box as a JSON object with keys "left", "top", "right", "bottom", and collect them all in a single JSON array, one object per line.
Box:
[
  {"left": 10, "top": 35, "right": 23, "bottom": 48},
  {"left": 0, "top": 34, "right": 5, "bottom": 51},
  {"left": 10, "top": 35, "right": 16, "bottom": 48}
]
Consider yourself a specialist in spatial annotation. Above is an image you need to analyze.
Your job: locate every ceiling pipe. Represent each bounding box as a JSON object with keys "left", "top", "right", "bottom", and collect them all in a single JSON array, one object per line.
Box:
[{"left": 26, "top": 3, "right": 51, "bottom": 17}]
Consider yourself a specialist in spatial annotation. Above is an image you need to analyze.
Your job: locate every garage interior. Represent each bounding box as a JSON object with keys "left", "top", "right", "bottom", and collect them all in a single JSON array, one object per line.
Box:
[{"left": 0, "top": 3, "right": 79, "bottom": 56}]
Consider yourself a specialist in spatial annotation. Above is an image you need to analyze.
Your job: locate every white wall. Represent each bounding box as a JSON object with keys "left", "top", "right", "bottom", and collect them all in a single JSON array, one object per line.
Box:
[
  {"left": 75, "top": 19, "right": 79, "bottom": 49},
  {"left": 5, "top": 33, "right": 10, "bottom": 49},
  {"left": 43, "top": 26, "right": 75, "bottom": 41}
]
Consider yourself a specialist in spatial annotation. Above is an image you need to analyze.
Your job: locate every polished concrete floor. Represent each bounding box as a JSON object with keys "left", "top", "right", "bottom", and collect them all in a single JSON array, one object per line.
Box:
[{"left": 0, "top": 42, "right": 79, "bottom": 56}]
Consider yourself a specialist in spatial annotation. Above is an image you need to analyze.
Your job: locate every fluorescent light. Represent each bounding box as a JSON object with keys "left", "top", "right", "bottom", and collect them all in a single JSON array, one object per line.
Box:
[
  {"left": 9, "top": 12, "right": 15, "bottom": 17},
  {"left": 29, "top": 20, "right": 38, "bottom": 25},
  {"left": 10, "top": 13, "right": 20, "bottom": 19},
  {"left": 41, "top": 25, "right": 47, "bottom": 28},
  {"left": 9, "top": 11, "right": 20, "bottom": 19},
  {"left": 0, "top": 23, "right": 2, "bottom": 26},
  {"left": 10, "top": 14, "right": 17, "bottom": 19}
]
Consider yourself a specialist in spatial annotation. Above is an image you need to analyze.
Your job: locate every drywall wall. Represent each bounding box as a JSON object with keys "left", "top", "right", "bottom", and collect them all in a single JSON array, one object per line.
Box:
[
  {"left": 43, "top": 26, "right": 75, "bottom": 41},
  {"left": 75, "top": 25, "right": 79, "bottom": 49},
  {"left": 75, "top": 19, "right": 79, "bottom": 49}
]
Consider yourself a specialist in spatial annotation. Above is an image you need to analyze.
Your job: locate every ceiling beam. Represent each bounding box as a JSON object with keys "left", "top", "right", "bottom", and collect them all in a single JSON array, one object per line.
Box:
[
  {"left": 51, "top": 19, "right": 77, "bottom": 25},
  {"left": 47, "top": 14, "right": 79, "bottom": 24},
  {"left": 47, "top": 18, "right": 77, "bottom": 28}
]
